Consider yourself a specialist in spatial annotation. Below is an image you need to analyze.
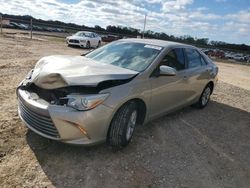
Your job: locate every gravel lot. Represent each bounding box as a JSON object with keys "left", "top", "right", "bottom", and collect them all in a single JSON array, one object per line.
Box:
[{"left": 0, "top": 34, "right": 249, "bottom": 188}]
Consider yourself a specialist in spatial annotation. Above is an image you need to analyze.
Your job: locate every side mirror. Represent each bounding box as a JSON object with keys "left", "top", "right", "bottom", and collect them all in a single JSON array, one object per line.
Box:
[{"left": 159, "top": 65, "right": 176, "bottom": 76}]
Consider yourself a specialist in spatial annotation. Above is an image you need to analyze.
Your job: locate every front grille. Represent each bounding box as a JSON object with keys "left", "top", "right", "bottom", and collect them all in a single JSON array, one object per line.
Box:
[
  {"left": 69, "top": 39, "right": 79, "bottom": 43},
  {"left": 19, "top": 100, "right": 60, "bottom": 138}
]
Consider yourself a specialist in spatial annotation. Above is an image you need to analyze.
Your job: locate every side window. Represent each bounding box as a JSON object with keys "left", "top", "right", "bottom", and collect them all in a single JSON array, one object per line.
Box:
[
  {"left": 161, "top": 48, "right": 185, "bottom": 71},
  {"left": 185, "top": 48, "right": 205, "bottom": 68},
  {"left": 86, "top": 33, "right": 92, "bottom": 38}
]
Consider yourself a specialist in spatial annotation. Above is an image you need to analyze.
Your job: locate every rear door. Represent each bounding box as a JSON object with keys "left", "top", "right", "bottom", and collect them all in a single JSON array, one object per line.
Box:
[
  {"left": 149, "top": 48, "right": 193, "bottom": 118},
  {"left": 184, "top": 48, "right": 211, "bottom": 101}
]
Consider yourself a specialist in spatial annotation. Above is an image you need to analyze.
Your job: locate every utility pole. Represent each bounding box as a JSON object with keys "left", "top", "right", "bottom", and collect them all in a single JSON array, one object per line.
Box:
[
  {"left": 0, "top": 15, "right": 3, "bottom": 35},
  {"left": 30, "top": 18, "right": 33, "bottom": 39},
  {"left": 142, "top": 14, "right": 147, "bottom": 39}
]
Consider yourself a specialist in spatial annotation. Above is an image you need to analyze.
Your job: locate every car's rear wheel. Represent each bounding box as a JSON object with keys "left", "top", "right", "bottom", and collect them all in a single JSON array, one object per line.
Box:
[
  {"left": 197, "top": 85, "right": 212, "bottom": 108},
  {"left": 86, "top": 41, "right": 90, "bottom": 49},
  {"left": 107, "top": 102, "right": 138, "bottom": 148}
]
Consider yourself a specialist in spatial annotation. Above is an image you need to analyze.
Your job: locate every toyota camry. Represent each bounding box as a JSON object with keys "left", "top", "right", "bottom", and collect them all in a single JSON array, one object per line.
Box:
[{"left": 17, "top": 39, "right": 218, "bottom": 148}]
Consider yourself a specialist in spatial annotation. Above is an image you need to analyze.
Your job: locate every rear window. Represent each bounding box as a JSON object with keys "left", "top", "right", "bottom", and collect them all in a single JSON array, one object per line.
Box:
[{"left": 185, "top": 48, "right": 206, "bottom": 68}]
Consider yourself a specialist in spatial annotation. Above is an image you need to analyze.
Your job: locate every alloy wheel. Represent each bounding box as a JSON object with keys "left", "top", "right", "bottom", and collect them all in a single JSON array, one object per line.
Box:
[{"left": 202, "top": 87, "right": 211, "bottom": 106}]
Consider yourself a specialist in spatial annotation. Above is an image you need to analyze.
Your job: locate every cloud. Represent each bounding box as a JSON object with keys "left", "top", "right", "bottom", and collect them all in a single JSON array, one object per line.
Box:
[
  {"left": 189, "top": 11, "right": 221, "bottom": 20},
  {"left": 226, "top": 10, "right": 250, "bottom": 23},
  {"left": 162, "top": 0, "right": 193, "bottom": 12}
]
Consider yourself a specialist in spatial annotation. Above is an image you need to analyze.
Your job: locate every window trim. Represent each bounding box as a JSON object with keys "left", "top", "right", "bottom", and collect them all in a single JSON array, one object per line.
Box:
[
  {"left": 184, "top": 48, "right": 208, "bottom": 69},
  {"left": 199, "top": 51, "right": 209, "bottom": 65},
  {"left": 200, "top": 54, "right": 207, "bottom": 66},
  {"left": 160, "top": 48, "right": 187, "bottom": 71},
  {"left": 150, "top": 47, "right": 187, "bottom": 77}
]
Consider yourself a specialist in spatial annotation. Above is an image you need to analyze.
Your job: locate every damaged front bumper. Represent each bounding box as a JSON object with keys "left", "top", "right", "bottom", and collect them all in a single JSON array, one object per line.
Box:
[{"left": 17, "top": 88, "right": 114, "bottom": 145}]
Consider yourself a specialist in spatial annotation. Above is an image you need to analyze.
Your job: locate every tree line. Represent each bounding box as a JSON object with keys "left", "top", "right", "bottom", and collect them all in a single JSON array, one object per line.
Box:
[{"left": 1, "top": 13, "right": 249, "bottom": 53}]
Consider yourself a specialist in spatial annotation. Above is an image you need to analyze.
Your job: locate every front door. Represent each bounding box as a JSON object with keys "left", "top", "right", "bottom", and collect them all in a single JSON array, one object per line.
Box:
[{"left": 149, "top": 48, "right": 192, "bottom": 119}]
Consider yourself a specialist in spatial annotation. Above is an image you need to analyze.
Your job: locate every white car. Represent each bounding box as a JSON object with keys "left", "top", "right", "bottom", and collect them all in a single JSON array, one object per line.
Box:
[
  {"left": 66, "top": 31, "right": 102, "bottom": 48},
  {"left": 233, "top": 54, "right": 244, "bottom": 61}
]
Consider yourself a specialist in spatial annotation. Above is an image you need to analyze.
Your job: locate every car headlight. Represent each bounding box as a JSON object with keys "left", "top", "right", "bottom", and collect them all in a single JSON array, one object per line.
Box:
[
  {"left": 80, "top": 40, "right": 86, "bottom": 43},
  {"left": 67, "top": 93, "right": 109, "bottom": 111}
]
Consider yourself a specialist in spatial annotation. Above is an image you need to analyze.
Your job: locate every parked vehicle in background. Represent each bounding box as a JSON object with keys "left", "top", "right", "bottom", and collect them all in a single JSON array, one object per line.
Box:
[
  {"left": 17, "top": 39, "right": 218, "bottom": 148},
  {"left": 66, "top": 31, "right": 102, "bottom": 48},
  {"left": 208, "top": 50, "right": 225, "bottom": 58},
  {"left": 200, "top": 48, "right": 249, "bottom": 63},
  {"left": 225, "top": 52, "right": 235, "bottom": 59},
  {"left": 32, "top": 25, "right": 43, "bottom": 31},
  {"left": 244, "top": 55, "right": 250, "bottom": 62},
  {"left": 46, "top": 27, "right": 65, "bottom": 32},
  {"left": 101, "top": 34, "right": 121, "bottom": 42},
  {"left": 231, "top": 54, "right": 244, "bottom": 61},
  {"left": 8, "top": 22, "right": 29, "bottom": 30},
  {"left": 202, "top": 49, "right": 213, "bottom": 55}
]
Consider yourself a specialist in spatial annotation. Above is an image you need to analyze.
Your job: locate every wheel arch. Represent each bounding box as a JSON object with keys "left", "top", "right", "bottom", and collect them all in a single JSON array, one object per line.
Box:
[
  {"left": 106, "top": 98, "right": 147, "bottom": 137},
  {"left": 115, "top": 98, "right": 147, "bottom": 125},
  {"left": 129, "top": 98, "right": 147, "bottom": 125},
  {"left": 106, "top": 98, "right": 147, "bottom": 146}
]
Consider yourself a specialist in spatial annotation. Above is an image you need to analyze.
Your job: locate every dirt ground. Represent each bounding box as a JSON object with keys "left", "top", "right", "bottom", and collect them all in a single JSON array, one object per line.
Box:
[{"left": 0, "top": 34, "right": 249, "bottom": 188}]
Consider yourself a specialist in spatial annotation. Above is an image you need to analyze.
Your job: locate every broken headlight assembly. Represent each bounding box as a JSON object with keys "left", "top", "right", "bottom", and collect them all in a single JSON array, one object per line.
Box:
[{"left": 66, "top": 93, "right": 109, "bottom": 111}]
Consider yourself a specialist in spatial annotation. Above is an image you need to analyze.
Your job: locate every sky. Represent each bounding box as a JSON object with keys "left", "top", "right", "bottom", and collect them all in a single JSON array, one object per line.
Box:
[{"left": 0, "top": 0, "right": 249, "bottom": 45}]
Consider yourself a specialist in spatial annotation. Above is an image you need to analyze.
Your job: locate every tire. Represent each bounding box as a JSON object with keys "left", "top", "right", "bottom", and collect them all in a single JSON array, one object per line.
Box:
[
  {"left": 107, "top": 102, "right": 138, "bottom": 148},
  {"left": 195, "top": 84, "right": 212, "bottom": 109},
  {"left": 86, "top": 41, "right": 90, "bottom": 49},
  {"left": 97, "top": 41, "right": 101, "bottom": 48}
]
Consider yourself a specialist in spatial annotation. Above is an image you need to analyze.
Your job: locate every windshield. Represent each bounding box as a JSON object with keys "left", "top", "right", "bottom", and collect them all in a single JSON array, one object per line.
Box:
[
  {"left": 74, "top": 32, "right": 92, "bottom": 37},
  {"left": 86, "top": 41, "right": 162, "bottom": 72}
]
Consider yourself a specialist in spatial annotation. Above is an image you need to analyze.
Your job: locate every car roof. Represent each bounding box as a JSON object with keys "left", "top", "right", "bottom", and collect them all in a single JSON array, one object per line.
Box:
[
  {"left": 78, "top": 31, "right": 93, "bottom": 34},
  {"left": 119, "top": 38, "right": 195, "bottom": 49}
]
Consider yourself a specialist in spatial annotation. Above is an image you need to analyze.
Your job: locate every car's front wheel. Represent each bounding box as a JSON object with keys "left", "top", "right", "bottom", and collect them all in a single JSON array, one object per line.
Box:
[
  {"left": 107, "top": 102, "right": 138, "bottom": 148},
  {"left": 86, "top": 41, "right": 90, "bottom": 49},
  {"left": 97, "top": 41, "right": 101, "bottom": 48}
]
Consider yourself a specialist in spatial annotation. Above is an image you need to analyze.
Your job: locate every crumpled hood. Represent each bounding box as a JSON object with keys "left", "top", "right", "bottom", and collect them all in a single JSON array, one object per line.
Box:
[{"left": 29, "top": 55, "right": 138, "bottom": 89}]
